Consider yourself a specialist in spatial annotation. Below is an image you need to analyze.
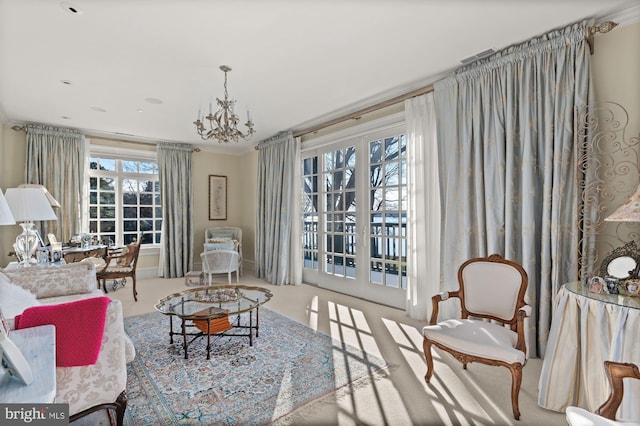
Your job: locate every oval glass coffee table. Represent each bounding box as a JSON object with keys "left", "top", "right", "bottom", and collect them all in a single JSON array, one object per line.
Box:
[{"left": 155, "top": 285, "right": 272, "bottom": 359}]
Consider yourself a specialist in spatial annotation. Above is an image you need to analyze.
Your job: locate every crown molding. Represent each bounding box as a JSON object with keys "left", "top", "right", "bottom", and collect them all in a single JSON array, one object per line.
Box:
[{"left": 599, "top": 3, "right": 640, "bottom": 27}]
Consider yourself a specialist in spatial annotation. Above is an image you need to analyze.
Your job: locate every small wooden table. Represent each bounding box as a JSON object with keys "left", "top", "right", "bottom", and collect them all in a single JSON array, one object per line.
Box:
[
  {"left": 62, "top": 244, "right": 107, "bottom": 263},
  {"left": 0, "top": 325, "right": 56, "bottom": 403}
]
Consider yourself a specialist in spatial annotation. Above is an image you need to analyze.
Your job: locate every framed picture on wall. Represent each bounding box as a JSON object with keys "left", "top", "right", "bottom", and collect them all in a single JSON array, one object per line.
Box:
[{"left": 209, "top": 175, "right": 227, "bottom": 220}]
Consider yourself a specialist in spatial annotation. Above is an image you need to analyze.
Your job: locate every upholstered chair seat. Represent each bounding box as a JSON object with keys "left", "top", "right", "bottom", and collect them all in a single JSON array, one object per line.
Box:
[{"left": 423, "top": 318, "right": 525, "bottom": 365}]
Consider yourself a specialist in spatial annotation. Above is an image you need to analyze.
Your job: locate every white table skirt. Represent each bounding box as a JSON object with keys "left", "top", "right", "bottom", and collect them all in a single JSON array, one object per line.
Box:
[{"left": 538, "top": 283, "right": 640, "bottom": 421}]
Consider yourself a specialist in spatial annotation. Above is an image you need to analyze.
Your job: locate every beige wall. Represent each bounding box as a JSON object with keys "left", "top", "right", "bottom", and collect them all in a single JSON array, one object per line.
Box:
[
  {"left": 591, "top": 22, "right": 640, "bottom": 262},
  {"left": 192, "top": 147, "right": 257, "bottom": 269}
]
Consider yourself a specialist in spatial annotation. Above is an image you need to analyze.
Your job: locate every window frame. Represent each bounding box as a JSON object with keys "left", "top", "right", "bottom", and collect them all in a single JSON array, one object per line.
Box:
[{"left": 87, "top": 143, "right": 161, "bottom": 249}]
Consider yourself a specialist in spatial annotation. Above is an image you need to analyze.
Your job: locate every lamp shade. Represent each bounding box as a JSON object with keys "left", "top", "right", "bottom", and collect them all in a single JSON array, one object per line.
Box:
[
  {"left": 4, "top": 188, "right": 58, "bottom": 222},
  {"left": 605, "top": 184, "right": 640, "bottom": 222},
  {"left": 0, "top": 189, "right": 16, "bottom": 225},
  {"left": 17, "top": 184, "right": 60, "bottom": 207}
]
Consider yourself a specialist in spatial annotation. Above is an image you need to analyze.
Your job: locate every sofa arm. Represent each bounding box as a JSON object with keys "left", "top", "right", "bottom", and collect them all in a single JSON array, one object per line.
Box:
[
  {"left": 55, "top": 299, "right": 130, "bottom": 417},
  {"left": 2, "top": 263, "right": 98, "bottom": 299}
]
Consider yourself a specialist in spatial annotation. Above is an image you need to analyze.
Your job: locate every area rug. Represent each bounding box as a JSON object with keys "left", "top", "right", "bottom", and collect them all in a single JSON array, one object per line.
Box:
[{"left": 123, "top": 308, "right": 387, "bottom": 425}]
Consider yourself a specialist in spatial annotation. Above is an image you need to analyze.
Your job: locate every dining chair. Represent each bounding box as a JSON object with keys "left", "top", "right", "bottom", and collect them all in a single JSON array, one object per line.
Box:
[
  {"left": 96, "top": 237, "right": 142, "bottom": 301},
  {"left": 566, "top": 361, "right": 640, "bottom": 425},
  {"left": 422, "top": 254, "right": 531, "bottom": 420}
]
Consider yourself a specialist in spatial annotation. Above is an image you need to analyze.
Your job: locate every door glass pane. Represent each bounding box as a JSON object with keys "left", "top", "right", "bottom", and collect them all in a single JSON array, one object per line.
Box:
[
  {"left": 320, "top": 145, "right": 356, "bottom": 279},
  {"left": 368, "top": 133, "right": 407, "bottom": 289}
]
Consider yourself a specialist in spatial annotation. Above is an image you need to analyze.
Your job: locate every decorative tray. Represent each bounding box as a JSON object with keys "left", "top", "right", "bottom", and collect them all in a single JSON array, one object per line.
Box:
[{"left": 190, "top": 288, "right": 241, "bottom": 303}]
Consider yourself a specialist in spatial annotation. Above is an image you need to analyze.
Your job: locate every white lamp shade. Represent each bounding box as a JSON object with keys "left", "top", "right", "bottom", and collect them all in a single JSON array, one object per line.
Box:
[
  {"left": 605, "top": 184, "right": 640, "bottom": 222},
  {"left": 0, "top": 189, "right": 16, "bottom": 225},
  {"left": 17, "top": 184, "right": 61, "bottom": 207},
  {"left": 4, "top": 188, "right": 58, "bottom": 222}
]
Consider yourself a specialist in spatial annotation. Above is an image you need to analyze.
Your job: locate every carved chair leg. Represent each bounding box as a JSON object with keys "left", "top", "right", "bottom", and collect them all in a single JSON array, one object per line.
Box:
[
  {"left": 463, "top": 363, "right": 467, "bottom": 370},
  {"left": 508, "top": 363, "right": 523, "bottom": 420},
  {"left": 102, "top": 279, "right": 109, "bottom": 294},
  {"left": 423, "top": 338, "right": 434, "bottom": 383},
  {"left": 132, "top": 275, "right": 138, "bottom": 302}
]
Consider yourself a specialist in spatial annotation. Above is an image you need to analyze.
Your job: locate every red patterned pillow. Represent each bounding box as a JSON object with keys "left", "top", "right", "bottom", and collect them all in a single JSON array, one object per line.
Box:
[{"left": 14, "top": 297, "right": 110, "bottom": 367}]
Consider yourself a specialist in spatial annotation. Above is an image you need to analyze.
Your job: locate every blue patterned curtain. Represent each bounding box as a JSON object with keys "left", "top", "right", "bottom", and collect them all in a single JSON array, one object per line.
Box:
[
  {"left": 434, "top": 20, "right": 592, "bottom": 357},
  {"left": 25, "top": 125, "right": 85, "bottom": 242},
  {"left": 157, "top": 143, "right": 194, "bottom": 278},
  {"left": 255, "top": 131, "right": 301, "bottom": 285}
]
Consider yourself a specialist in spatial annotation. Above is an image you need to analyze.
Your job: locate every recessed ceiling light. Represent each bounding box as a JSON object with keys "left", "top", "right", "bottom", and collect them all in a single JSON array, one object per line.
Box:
[
  {"left": 60, "top": 2, "right": 83, "bottom": 14},
  {"left": 90, "top": 107, "right": 107, "bottom": 112},
  {"left": 137, "top": 108, "right": 144, "bottom": 113},
  {"left": 60, "top": 80, "right": 72, "bottom": 85},
  {"left": 145, "top": 98, "right": 163, "bottom": 105}
]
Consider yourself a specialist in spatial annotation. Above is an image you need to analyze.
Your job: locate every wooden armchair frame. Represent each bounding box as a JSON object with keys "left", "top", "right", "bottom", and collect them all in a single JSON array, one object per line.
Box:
[
  {"left": 596, "top": 361, "right": 640, "bottom": 420},
  {"left": 423, "top": 254, "right": 530, "bottom": 420},
  {"left": 97, "top": 237, "right": 142, "bottom": 301}
]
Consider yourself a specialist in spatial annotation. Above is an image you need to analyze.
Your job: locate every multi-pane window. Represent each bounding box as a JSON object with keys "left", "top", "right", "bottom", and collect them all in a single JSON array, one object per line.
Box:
[
  {"left": 89, "top": 156, "right": 161, "bottom": 246},
  {"left": 302, "top": 156, "right": 319, "bottom": 270},
  {"left": 369, "top": 135, "right": 407, "bottom": 288}
]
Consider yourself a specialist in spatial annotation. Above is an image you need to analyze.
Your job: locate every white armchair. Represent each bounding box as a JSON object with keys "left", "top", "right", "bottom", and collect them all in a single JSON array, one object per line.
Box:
[
  {"left": 200, "top": 249, "right": 241, "bottom": 285},
  {"left": 205, "top": 226, "right": 243, "bottom": 275},
  {"left": 422, "top": 254, "right": 530, "bottom": 420}
]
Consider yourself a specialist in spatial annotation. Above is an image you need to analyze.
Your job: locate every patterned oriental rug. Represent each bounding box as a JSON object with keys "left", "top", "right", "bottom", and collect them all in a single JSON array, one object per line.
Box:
[{"left": 123, "top": 308, "right": 387, "bottom": 425}]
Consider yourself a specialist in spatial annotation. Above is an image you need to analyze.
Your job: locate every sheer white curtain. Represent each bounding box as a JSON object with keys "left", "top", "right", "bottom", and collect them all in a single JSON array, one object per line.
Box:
[
  {"left": 404, "top": 93, "right": 441, "bottom": 320},
  {"left": 25, "top": 125, "right": 85, "bottom": 241},
  {"left": 255, "top": 131, "right": 302, "bottom": 285},
  {"left": 157, "top": 143, "right": 194, "bottom": 278}
]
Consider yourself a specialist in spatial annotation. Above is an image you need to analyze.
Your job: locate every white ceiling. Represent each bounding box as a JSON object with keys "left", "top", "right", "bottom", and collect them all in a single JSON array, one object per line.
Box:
[{"left": 0, "top": 0, "right": 638, "bottom": 154}]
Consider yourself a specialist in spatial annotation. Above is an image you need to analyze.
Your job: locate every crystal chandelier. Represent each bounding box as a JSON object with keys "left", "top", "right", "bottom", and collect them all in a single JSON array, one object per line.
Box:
[{"left": 194, "top": 65, "right": 255, "bottom": 143}]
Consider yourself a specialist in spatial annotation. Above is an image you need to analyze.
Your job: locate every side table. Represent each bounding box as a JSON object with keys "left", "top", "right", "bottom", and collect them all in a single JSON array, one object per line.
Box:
[
  {"left": 0, "top": 325, "right": 56, "bottom": 403},
  {"left": 538, "top": 282, "right": 640, "bottom": 421}
]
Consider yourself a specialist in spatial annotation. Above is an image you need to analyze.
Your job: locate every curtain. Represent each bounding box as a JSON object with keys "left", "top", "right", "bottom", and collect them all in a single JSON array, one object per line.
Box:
[
  {"left": 434, "top": 20, "right": 592, "bottom": 358},
  {"left": 255, "top": 131, "right": 302, "bottom": 285},
  {"left": 25, "top": 125, "right": 85, "bottom": 242},
  {"left": 157, "top": 143, "right": 194, "bottom": 278},
  {"left": 404, "top": 93, "right": 441, "bottom": 320}
]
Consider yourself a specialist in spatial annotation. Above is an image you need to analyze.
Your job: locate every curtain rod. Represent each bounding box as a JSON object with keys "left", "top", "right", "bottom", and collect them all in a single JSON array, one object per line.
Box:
[
  {"left": 293, "top": 20, "right": 617, "bottom": 139},
  {"left": 292, "top": 84, "right": 433, "bottom": 138}
]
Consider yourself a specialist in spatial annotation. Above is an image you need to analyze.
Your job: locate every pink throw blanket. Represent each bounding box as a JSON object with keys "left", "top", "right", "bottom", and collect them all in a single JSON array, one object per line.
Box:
[{"left": 15, "top": 296, "right": 110, "bottom": 367}]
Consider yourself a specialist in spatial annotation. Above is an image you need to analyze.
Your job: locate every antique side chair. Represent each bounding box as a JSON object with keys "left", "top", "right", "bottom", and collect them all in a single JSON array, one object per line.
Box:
[{"left": 422, "top": 254, "right": 531, "bottom": 420}]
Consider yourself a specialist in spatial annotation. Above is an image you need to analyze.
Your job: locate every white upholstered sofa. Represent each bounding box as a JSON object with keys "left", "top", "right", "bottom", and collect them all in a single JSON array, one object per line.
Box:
[{"left": 0, "top": 262, "right": 135, "bottom": 425}]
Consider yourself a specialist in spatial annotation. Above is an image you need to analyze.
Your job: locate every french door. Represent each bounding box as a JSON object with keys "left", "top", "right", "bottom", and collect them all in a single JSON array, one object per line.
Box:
[{"left": 302, "top": 124, "right": 407, "bottom": 308}]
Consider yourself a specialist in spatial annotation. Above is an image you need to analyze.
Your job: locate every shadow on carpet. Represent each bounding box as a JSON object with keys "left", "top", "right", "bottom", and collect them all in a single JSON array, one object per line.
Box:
[{"left": 123, "top": 308, "right": 387, "bottom": 425}]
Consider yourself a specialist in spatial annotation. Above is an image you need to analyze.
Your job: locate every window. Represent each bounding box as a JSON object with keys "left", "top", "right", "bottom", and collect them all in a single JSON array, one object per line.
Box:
[{"left": 88, "top": 151, "right": 161, "bottom": 246}]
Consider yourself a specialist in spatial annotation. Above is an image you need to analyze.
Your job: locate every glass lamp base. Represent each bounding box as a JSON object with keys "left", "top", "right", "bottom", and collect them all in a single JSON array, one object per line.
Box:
[{"left": 14, "top": 222, "right": 39, "bottom": 266}]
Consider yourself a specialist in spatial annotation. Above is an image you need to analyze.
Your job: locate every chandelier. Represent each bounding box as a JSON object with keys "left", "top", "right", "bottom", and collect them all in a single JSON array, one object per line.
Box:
[{"left": 194, "top": 65, "right": 255, "bottom": 143}]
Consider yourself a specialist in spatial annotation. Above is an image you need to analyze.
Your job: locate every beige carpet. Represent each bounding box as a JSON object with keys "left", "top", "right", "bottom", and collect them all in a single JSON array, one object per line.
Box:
[{"left": 107, "top": 266, "right": 567, "bottom": 426}]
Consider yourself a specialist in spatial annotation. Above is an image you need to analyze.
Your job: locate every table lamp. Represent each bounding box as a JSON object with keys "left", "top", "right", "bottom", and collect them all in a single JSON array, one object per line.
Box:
[
  {"left": 4, "top": 187, "right": 57, "bottom": 266},
  {"left": 17, "top": 183, "right": 61, "bottom": 207},
  {"left": 0, "top": 189, "right": 16, "bottom": 225},
  {"left": 605, "top": 184, "right": 640, "bottom": 222}
]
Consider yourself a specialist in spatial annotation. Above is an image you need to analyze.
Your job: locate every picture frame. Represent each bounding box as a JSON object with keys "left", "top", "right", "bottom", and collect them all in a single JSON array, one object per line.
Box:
[{"left": 208, "top": 175, "right": 227, "bottom": 220}]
